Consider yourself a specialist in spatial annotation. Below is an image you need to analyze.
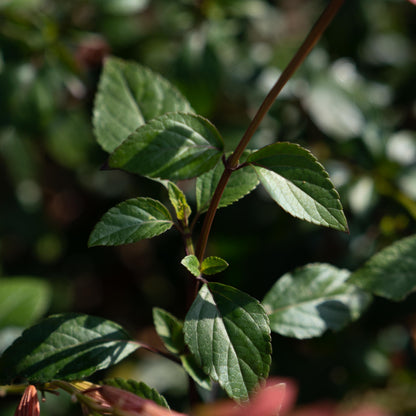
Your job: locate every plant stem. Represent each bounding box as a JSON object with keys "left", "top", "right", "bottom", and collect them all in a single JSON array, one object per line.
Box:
[{"left": 195, "top": 0, "right": 344, "bottom": 263}]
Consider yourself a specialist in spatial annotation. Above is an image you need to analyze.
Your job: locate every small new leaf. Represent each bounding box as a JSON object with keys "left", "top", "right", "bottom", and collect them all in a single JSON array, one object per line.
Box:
[
  {"left": 167, "top": 182, "right": 191, "bottom": 222},
  {"left": 181, "top": 255, "right": 200, "bottom": 277},
  {"left": 247, "top": 143, "right": 348, "bottom": 232},
  {"left": 263, "top": 263, "right": 372, "bottom": 339},
  {"left": 109, "top": 113, "right": 224, "bottom": 181},
  {"left": 349, "top": 234, "right": 416, "bottom": 301},
  {"left": 184, "top": 283, "right": 271, "bottom": 401},
  {"left": 200, "top": 257, "right": 229, "bottom": 275},
  {"left": 88, "top": 197, "right": 173, "bottom": 247},
  {"left": 0, "top": 313, "right": 139, "bottom": 384},
  {"left": 153, "top": 308, "right": 185, "bottom": 355}
]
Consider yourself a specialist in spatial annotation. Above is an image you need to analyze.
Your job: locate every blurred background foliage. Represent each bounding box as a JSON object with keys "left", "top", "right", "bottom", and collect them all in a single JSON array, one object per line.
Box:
[{"left": 0, "top": 0, "right": 416, "bottom": 414}]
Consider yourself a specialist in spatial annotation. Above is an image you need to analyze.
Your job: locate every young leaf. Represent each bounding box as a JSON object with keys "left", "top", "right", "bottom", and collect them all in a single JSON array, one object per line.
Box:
[
  {"left": 180, "top": 354, "right": 211, "bottom": 390},
  {"left": 262, "top": 263, "right": 372, "bottom": 339},
  {"left": 200, "top": 257, "right": 229, "bottom": 275},
  {"left": 93, "top": 57, "right": 193, "bottom": 152},
  {"left": 109, "top": 113, "right": 224, "bottom": 181},
  {"left": 184, "top": 283, "right": 271, "bottom": 401},
  {"left": 181, "top": 255, "right": 200, "bottom": 277},
  {"left": 247, "top": 143, "right": 348, "bottom": 232},
  {"left": 88, "top": 197, "right": 173, "bottom": 247},
  {"left": 196, "top": 154, "right": 259, "bottom": 213},
  {"left": 167, "top": 182, "right": 192, "bottom": 222},
  {"left": 348, "top": 234, "right": 416, "bottom": 301},
  {"left": 103, "top": 378, "right": 169, "bottom": 409},
  {"left": 153, "top": 308, "right": 185, "bottom": 355},
  {"left": 0, "top": 313, "right": 139, "bottom": 384},
  {"left": 0, "top": 277, "right": 51, "bottom": 328}
]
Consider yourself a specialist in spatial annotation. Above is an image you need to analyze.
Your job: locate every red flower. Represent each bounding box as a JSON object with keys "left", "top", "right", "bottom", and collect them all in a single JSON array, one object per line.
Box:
[{"left": 14, "top": 385, "right": 40, "bottom": 416}]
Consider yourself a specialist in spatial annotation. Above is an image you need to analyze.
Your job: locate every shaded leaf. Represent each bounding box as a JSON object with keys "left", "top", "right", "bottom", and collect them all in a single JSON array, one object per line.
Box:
[
  {"left": 0, "top": 313, "right": 139, "bottom": 384},
  {"left": 263, "top": 263, "right": 372, "bottom": 339},
  {"left": 93, "top": 57, "right": 193, "bottom": 152},
  {"left": 103, "top": 378, "right": 169, "bottom": 409},
  {"left": 247, "top": 143, "right": 348, "bottom": 231},
  {"left": 180, "top": 354, "right": 211, "bottom": 390},
  {"left": 88, "top": 197, "right": 173, "bottom": 247},
  {"left": 168, "top": 182, "right": 191, "bottom": 222},
  {"left": 201, "top": 257, "right": 229, "bottom": 275},
  {"left": 349, "top": 234, "right": 416, "bottom": 301},
  {"left": 109, "top": 113, "right": 224, "bottom": 181},
  {"left": 153, "top": 308, "right": 185, "bottom": 355},
  {"left": 184, "top": 283, "right": 271, "bottom": 401},
  {"left": 181, "top": 255, "right": 200, "bottom": 277}
]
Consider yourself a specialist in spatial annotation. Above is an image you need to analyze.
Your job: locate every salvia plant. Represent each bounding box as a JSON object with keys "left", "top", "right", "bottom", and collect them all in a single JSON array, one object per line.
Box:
[{"left": 1, "top": 0, "right": 416, "bottom": 415}]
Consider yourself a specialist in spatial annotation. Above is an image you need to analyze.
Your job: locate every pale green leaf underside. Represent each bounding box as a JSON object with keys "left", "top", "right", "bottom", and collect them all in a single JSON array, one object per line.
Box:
[
  {"left": 181, "top": 255, "right": 200, "bottom": 277},
  {"left": 201, "top": 256, "right": 229, "bottom": 275},
  {"left": 109, "top": 113, "right": 224, "bottom": 181},
  {"left": 0, "top": 313, "right": 139, "bottom": 384},
  {"left": 184, "top": 283, "right": 271, "bottom": 401},
  {"left": 248, "top": 143, "right": 347, "bottom": 231},
  {"left": 0, "top": 277, "right": 51, "bottom": 328},
  {"left": 348, "top": 234, "right": 416, "bottom": 301},
  {"left": 93, "top": 56, "right": 193, "bottom": 153},
  {"left": 263, "top": 263, "right": 371, "bottom": 339},
  {"left": 88, "top": 197, "right": 173, "bottom": 247},
  {"left": 153, "top": 307, "right": 185, "bottom": 355}
]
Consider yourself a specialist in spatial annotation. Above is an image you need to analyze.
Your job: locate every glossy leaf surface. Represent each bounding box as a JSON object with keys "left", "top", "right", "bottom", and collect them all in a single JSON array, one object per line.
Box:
[
  {"left": 184, "top": 283, "right": 271, "bottom": 401},
  {"left": 263, "top": 263, "right": 372, "bottom": 339},
  {"left": 248, "top": 143, "right": 348, "bottom": 231},
  {"left": 0, "top": 313, "right": 139, "bottom": 384},
  {"left": 88, "top": 197, "right": 173, "bottom": 247},
  {"left": 349, "top": 234, "right": 416, "bottom": 301},
  {"left": 109, "top": 113, "right": 224, "bottom": 180},
  {"left": 153, "top": 308, "right": 185, "bottom": 355},
  {"left": 93, "top": 57, "right": 193, "bottom": 152}
]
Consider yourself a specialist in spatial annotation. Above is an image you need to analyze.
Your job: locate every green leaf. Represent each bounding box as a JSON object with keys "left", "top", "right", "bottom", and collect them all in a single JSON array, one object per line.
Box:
[
  {"left": 262, "top": 263, "right": 372, "bottom": 339},
  {"left": 180, "top": 354, "right": 211, "bottom": 390},
  {"left": 88, "top": 197, "right": 173, "bottom": 247},
  {"left": 181, "top": 255, "right": 200, "bottom": 277},
  {"left": 184, "top": 283, "right": 271, "bottom": 401},
  {"left": 93, "top": 57, "right": 193, "bottom": 152},
  {"left": 196, "top": 153, "right": 259, "bottom": 213},
  {"left": 0, "top": 277, "right": 51, "bottom": 328},
  {"left": 0, "top": 313, "right": 139, "bottom": 384},
  {"left": 247, "top": 143, "right": 348, "bottom": 231},
  {"left": 200, "top": 257, "right": 229, "bottom": 275},
  {"left": 167, "top": 182, "right": 191, "bottom": 222},
  {"left": 103, "top": 378, "right": 169, "bottom": 409},
  {"left": 153, "top": 308, "right": 185, "bottom": 355},
  {"left": 109, "top": 113, "right": 224, "bottom": 181},
  {"left": 348, "top": 234, "right": 416, "bottom": 301}
]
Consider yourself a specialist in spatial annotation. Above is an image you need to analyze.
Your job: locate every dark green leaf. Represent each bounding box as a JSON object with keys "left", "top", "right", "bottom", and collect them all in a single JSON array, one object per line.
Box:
[
  {"left": 88, "top": 197, "right": 173, "bottom": 247},
  {"left": 0, "top": 313, "right": 139, "bottom": 384},
  {"left": 180, "top": 354, "right": 211, "bottom": 390},
  {"left": 184, "top": 283, "right": 271, "bottom": 401},
  {"left": 153, "top": 308, "right": 185, "bottom": 355},
  {"left": 263, "top": 263, "right": 372, "bottom": 339},
  {"left": 103, "top": 378, "right": 169, "bottom": 409},
  {"left": 167, "top": 182, "right": 191, "bottom": 222},
  {"left": 247, "top": 143, "right": 348, "bottom": 231},
  {"left": 200, "top": 257, "right": 229, "bottom": 275},
  {"left": 109, "top": 113, "right": 224, "bottom": 181},
  {"left": 348, "top": 234, "right": 416, "bottom": 301},
  {"left": 93, "top": 57, "right": 193, "bottom": 152},
  {"left": 0, "top": 277, "right": 51, "bottom": 328},
  {"left": 181, "top": 255, "right": 200, "bottom": 277}
]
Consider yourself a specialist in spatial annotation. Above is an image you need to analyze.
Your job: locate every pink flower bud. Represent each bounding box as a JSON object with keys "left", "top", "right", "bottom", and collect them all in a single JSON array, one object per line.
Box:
[{"left": 14, "top": 385, "right": 40, "bottom": 416}]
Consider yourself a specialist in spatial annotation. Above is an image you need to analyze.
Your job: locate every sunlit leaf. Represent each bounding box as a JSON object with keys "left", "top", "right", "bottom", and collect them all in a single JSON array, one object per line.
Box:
[
  {"left": 88, "top": 197, "right": 173, "bottom": 247},
  {"left": 184, "top": 283, "right": 271, "bottom": 401},
  {"left": 248, "top": 143, "right": 348, "bottom": 231},
  {"left": 93, "top": 57, "right": 193, "bottom": 152},
  {"left": 200, "top": 257, "right": 229, "bottom": 275},
  {"left": 153, "top": 308, "right": 185, "bottom": 355},
  {"left": 263, "top": 263, "right": 372, "bottom": 339},
  {"left": 109, "top": 113, "right": 224, "bottom": 181},
  {"left": 167, "top": 182, "right": 191, "bottom": 222},
  {"left": 0, "top": 313, "right": 139, "bottom": 384},
  {"left": 349, "top": 234, "right": 416, "bottom": 301},
  {"left": 181, "top": 255, "right": 200, "bottom": 277}
]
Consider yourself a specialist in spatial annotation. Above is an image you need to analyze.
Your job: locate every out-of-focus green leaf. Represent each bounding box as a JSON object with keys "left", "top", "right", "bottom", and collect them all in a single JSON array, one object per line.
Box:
[
  {"left": 109, "top": 113, "right": 224, "bottom": 180},
  {"left": 153, "top": 308, "right": 185, "bottom": 355},
  {"left": 184, "top": 283, "right": 271, "bottom": 401},
  {"left": 181, "top": 255, "right": 200, "bottom": 277},
  {"left": 248, "top": 142, "right": 348, "bottom": 232},
  {"left": 349, "top": 234, "right": 416, "bottom": 301},
  {"left": 200, "top": 256, "right": 229, "bottom": 275},
  {"left": 93, "top": 57, "right": 193, "bottom": 152},
  {"left": 263, "top": 264, "right": 372, "bottom": 339},
  {"left": 0, "top": 313, "right": 140, "bottom": 384},
  {"left": 88, "top": 197, "right": 173, "bottom": 247}
]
